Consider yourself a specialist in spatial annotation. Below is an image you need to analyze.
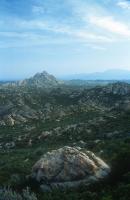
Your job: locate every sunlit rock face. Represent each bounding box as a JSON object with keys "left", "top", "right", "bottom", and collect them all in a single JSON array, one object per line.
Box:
[
  {"left": 31, "top": 146, "right": 110, "bottom": 190},
  {"left": 19, "top": 71, "right": 62, "bottom": 88}
]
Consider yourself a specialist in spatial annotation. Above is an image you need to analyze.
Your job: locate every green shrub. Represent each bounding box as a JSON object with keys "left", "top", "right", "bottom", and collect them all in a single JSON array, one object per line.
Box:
[
  {"left": 0, "top": 187, "right": 37, "bottom": 200},
  {"left": 101, "top": 195, "right": 113, "bottom": 200},
  {"left": 113, "top": 183, "right": 130, "bottom": 200},
  {"left": 110, "top": 149, "right": 130, "bottom": 181}
]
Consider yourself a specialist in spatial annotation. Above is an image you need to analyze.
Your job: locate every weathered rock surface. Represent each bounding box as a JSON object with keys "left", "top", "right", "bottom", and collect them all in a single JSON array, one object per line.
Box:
[
  {"left": 4, "top": 115, "right": 15, "bottom": 126},
  {"left": 19, "top": 71, "right": 61, "bottom": 88},
  {"left": 31, "top": 146, "right": 110, "bottom": 190}
]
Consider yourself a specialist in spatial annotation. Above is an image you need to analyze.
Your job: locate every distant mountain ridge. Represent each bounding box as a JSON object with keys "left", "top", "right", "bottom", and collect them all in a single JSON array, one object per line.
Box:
[
  {"left": 0, "top": 71, "right": 62, "bottom": 88},
  {"left": 1, "top": 69, "right": 130, "bottom": 88},
  {"left": 60, "top": 69, "right": 130, "bottom": 80}
]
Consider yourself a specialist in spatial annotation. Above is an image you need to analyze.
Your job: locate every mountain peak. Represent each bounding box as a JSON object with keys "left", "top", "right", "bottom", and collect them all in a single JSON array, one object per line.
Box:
[
  {"left": 20, "top": 71, "right": 61, "bottom": 88},
  {"left": 33, "top": 71, "right": 49, "bottom": 78}
]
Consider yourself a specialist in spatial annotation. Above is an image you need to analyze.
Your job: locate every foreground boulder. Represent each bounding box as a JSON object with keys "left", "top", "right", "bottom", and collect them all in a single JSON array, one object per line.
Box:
[{"left": 31, "top": 146, "right": 110, "bottom": 190}]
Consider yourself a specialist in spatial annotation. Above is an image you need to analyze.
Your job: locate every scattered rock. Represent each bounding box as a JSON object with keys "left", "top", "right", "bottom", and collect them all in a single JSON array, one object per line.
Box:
[
  {"left": 38, "top": 131, "right": 52, "bottom": 140},
  {"left": 4, "top": 115, "right": 15, "bottom": 126},
  {"left": 28, "top": 139, "right": 33, "bottom": 146},
  {"left": 105, "top": 131, "right": 120, "bottom": 139},
  {"left": 5, "top": 142, "right": 15, "bottom": 149},
  {"left": 0, "top": 120, "right": 6, "bottom": 126}
]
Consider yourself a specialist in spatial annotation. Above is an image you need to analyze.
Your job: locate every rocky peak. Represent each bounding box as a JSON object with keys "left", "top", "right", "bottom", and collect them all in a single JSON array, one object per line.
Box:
[
  {"left": 33, "top": 71, "right": 53, "bottom": 79},
  {"left": 20, "top": 71, "right": 61, "bottom": 88}
]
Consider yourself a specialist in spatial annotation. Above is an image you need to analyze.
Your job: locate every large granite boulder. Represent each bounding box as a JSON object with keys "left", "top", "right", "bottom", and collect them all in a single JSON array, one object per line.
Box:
[{"left": 31, "top": 146, "right": 110, "bottom": 190}]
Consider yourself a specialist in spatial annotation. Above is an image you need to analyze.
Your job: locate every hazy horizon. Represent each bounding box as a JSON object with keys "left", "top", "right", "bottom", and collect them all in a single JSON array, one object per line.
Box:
[
  {"left": 0, "top": 0, "right": 130, "bottom": 80},
  {"left": 1, "top": 68, "right": 130, "bottom": 81}
]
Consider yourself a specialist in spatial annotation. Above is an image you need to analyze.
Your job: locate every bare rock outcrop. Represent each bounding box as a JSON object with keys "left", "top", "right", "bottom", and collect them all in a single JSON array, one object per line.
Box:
[
  {"left": 4, "top": 115, "right": 15, "bottom": 126},
  {"left": 31, "top": 146, "right": 110, "bottom": 190}
]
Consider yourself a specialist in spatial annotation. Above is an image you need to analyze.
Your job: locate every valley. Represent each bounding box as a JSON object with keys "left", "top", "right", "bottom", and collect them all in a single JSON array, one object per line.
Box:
[{"left": 0, "top": 72, "right": 130, "bottom": 199}]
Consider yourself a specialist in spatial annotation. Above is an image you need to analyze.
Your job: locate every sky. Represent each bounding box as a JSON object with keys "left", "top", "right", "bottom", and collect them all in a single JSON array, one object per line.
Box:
[{"left": 0, "top": 0, "right": 130, "bottom": 80}]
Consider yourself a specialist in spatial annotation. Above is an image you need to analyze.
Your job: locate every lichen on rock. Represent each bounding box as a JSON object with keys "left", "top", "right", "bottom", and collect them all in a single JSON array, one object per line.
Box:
[{"left": 31, "top": 146, "right": 110, "bottom": 190}]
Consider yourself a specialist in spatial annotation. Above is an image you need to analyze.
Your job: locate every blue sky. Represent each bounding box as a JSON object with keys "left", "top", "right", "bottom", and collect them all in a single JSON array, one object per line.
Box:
[{"left": 0, "top": 0, "right": 130, "bottom": 80}]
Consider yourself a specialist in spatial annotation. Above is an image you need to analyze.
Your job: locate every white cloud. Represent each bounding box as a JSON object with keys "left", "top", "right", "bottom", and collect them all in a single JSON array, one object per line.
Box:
[
  {"left": 74, "top": 31, "right": 113, "bottom": 43},
  {"left": 89, "top": 15, "right": 130, "bottom": 37},
  {"left": 0, "top": 27, "right": 113, "bottom": 49},
  {"left": 16, "top": 19, "right": 113, "bottom": 43},
  {"left": 90, "top": 45, "right": 107, "bottom": 51},
  {"left": 84, "top": 43, "right": 107, "bottom": 51},
  {"left": 117, "top": 0, "right": 130, "bottom": 9},
  {"left": 68, "top": 0, "right": 130, "bottom": 41}
]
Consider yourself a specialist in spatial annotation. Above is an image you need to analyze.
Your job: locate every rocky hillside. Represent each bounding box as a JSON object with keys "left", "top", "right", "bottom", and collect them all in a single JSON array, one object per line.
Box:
[
  {"left": 0, "top": 75, "right": 130, "bottom": 200},
  {"left": 0, "top": 81, "right": 130, "bottom": 126}
]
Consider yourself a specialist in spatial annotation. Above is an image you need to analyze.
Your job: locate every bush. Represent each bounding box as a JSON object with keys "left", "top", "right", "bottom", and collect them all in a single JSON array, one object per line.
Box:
[
  {"left": 113, "top": 183, "right": 130, "bottom": 200},
  {"left": 0, "top": 187, "right": 38, "bottom": 200},
  {"left": 101, "top": 196, "right": 112, "bottom": 200},
  {"left": 110, "top": 149, "right": 130, "bottom": 182}
]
